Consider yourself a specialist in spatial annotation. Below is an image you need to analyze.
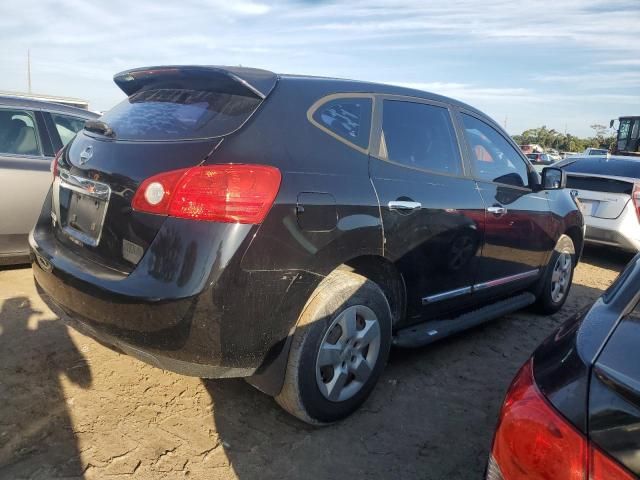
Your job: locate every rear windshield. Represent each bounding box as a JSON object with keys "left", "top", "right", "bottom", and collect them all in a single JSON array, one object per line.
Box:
[
  {"left": 561, "top": 158, "right": 640, "bottom": 179},
  {"left": 99, "top": 89, "right": 261, "bottom": 141}
]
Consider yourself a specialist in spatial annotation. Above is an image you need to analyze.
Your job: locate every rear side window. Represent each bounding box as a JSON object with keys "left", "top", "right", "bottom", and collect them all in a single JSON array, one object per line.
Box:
[
  {"left": 51, "top": 113, "right": 86, "bottom": 146},
  {"left": 461, "top": 114, "right": 529, "bottom": 188},
  {"left": 0, "top": 109, "right": 41, "bottom": 156},
  {"left": 99, "top": 89, "right": 262, "bottom": 141},
  {"left": 381, "top": 100, "right": 461, "bottom": 175},
  {"left": 311, "top": 97, "right": 372, "bottom": 149}
]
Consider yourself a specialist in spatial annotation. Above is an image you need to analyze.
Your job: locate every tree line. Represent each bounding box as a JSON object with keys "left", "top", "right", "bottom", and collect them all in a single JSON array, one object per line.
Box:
[{"left": 512, "top": 124, "right": 615, "bottom": 153}]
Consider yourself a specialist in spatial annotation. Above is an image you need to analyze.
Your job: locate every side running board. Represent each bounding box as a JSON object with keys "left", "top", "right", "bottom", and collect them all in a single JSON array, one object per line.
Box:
[{"left": 393, "top": 292, "right": 536, "bottom": 348}]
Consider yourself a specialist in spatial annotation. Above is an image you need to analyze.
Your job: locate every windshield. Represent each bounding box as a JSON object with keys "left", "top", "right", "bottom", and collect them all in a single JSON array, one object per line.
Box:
[
  {"left": 98, "top": 88, "right": 261, "bottom": 141},
  {"left": 617, "top": 119, "right": 640, "bottom": 153}
]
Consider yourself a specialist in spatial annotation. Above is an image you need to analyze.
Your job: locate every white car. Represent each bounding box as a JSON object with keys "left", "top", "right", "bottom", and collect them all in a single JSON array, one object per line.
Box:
[
  {"left": 583, "top": 147, "right": 609, "bottom": 156},
  {"left": 558, "top": 155, "right": 640, "bottom": 252}
]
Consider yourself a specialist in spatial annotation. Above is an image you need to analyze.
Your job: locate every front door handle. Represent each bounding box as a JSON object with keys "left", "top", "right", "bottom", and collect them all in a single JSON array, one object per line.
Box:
[
  {"left": 487, "top": 206, "right": 507, "bottom": 216},
  {"left": 388, "top": 201, "right": 421, "bottom": 211}
]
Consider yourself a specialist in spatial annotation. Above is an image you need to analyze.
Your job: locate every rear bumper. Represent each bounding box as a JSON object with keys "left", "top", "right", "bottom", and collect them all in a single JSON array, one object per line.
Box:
[
  {"left": 583, "top": 209, "right": 640, "bottom": 252},
  {"left": 29, "top": 215, "right": 307, "bottom": 379}
]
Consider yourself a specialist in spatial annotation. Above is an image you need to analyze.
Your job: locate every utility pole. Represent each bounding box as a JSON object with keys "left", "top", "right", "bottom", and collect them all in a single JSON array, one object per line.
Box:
[
  {"left": 27, "top": 49, "right": 32, "bottom": 93},
  {"left": 504, "top": 115, "right": 508, "bottom": 131}
]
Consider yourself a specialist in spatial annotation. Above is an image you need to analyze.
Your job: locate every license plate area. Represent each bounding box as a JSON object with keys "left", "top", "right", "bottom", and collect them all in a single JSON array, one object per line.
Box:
[
  {"left": 577, "top": 198, "right": 597, "bottom": 216},
  {"left": 57, "top": 170, "right": 111, "bottom": 247}
]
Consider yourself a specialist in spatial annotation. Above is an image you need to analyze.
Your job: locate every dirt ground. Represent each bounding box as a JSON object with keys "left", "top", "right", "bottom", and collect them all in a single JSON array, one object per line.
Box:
[{"left": 0, "top": 246, "right": 633, "bottom": 480}]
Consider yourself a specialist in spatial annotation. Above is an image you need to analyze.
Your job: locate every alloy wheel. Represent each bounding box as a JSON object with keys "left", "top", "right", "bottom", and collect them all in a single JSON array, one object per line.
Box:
[
  {"left": 551, "top": 252, "right": 572, "bottom": 303},
  {"left": 315, "top": 305, "right": 381, "bottom": 402}
]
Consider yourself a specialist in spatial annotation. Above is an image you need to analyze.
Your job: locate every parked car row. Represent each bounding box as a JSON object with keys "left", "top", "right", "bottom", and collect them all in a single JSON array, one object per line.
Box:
[{"left": 2, "top": 65, "right": 637, "bottom": 477}]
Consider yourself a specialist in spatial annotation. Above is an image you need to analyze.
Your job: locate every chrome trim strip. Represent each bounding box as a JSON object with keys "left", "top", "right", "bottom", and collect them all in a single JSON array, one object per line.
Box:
[
  {"left": 421, "top": 269, "right": 539, "bottom": 305},
  {"left": 422, "top": 286, "right": 472, "bottom": 305},
  {"left": 473, "top": 269, "right": 539, "bottom": 291},
  {"left": 59, "top": 169, "right": 111, "bottom": 201}
]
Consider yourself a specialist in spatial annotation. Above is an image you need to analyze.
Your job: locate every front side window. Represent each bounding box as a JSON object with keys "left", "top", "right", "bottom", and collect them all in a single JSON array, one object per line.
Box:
[
  {"left": 311, "top": 97, "right": 372, "bottom": 149},
  {"left": 461, "top": 114, "right": 529, "bottom": 188},
  {"left": 51, "top": 113, "right": 86, "bottom": 147},
  {"left": 0, "top": 109, "right": 41, "bottom": 156},
  {"left": 381, "top": 100, "right": 461, "bottom": 175}
]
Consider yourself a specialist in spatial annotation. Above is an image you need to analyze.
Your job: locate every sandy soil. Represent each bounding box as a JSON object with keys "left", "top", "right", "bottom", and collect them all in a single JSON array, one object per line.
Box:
[{"left": 0, "top": 246, "right": 633, "bottom": 480}]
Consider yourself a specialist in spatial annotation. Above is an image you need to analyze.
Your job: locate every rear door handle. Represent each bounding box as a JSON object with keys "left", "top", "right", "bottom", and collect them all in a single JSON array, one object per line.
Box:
[
  {"left": 487, "top": 206, "right": 507, "bottom": 216},
  {"left": 388, "top": 201, "right": 421, "bottom": 211}
]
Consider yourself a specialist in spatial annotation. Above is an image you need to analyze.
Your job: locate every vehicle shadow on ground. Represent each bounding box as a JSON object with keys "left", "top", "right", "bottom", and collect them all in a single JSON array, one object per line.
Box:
[
  {"left": 581, "top": 244, "right": 635, "bottom": 271},
  {"left": 0, "top": 296, "right": 91, "bottom": 479},
  {"left": 202, "top": 269, "right": 612, "bottom": 480}
]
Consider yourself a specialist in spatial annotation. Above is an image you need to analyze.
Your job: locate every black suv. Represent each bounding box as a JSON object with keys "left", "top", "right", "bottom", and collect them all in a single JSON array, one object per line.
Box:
[{"left": 30, "top": 66, "right": 584, "bottom": 424}]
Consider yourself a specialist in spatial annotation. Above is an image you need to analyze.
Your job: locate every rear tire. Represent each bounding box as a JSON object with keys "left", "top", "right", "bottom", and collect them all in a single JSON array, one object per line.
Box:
[
  {"left": 533, "top": 234, "right": 575, "bottom": 314},
  {"left": 275, "top": 270, "right": 392, "bottom": 425}
]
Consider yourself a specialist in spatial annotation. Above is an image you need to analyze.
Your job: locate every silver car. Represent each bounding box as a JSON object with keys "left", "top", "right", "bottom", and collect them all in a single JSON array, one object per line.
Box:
[
  {"left": 558, "top": 155, "right": 640, "bottom": 252},
  {"left": 0, "top": 96, "right": 98, "bottom": 264}
]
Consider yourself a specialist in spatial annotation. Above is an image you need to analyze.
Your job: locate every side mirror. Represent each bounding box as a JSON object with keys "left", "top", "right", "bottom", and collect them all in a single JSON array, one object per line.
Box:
[
  {"left": 610, "top": 119, "right": 615, "bottom": 128},
  {"left": 541, "top": 167, "right": 566, "bottom": 190}
]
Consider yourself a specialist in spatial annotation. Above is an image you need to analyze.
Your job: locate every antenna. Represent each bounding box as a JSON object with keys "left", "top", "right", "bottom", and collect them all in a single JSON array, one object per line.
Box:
[{"left": 27, "top": 49, "right": 32, "bottom": 93}]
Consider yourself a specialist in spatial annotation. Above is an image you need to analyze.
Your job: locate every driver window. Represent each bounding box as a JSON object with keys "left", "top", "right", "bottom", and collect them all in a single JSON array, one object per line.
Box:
[{"left": 461, "top": 113, "right": 529, "bottom": 188}]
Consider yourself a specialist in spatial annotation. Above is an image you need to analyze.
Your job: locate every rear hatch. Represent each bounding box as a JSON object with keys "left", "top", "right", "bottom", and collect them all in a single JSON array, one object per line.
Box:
[
  {"left": 562, "top": 157, "right": 640, "bottom": 219},
  {"left": 566, "top": 174, "right": 634, "bottom": 219},
  {"left": 51, "top": 66, "right": 277, "bottom": 272}
]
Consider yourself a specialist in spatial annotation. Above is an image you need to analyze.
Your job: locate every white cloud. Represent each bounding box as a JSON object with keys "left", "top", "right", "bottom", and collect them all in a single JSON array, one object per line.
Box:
[{"left": 0, "top": 0, "right": 637, "bottom": 136}]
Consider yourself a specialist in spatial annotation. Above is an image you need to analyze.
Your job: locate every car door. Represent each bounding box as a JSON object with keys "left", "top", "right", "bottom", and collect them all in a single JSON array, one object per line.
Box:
[
  {"left": 0, "top": 108, "right": 53, "bottom": 257},
  {"left": 457, "top": 110, "right": 552, "bottom": 295},
  {"left": 369, "top": 97, "right": 486, "bottom": 324}
]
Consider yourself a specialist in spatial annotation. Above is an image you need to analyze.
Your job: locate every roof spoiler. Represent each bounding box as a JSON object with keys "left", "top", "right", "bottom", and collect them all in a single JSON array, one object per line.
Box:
[{"left": 113, "top": 66, "right": 278, "bottom": 99}]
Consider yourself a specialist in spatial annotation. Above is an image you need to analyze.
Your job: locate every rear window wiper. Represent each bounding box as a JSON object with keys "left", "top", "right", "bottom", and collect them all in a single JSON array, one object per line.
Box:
[{"left": 84, "top": 119, "right": 116, "bottom": 138}]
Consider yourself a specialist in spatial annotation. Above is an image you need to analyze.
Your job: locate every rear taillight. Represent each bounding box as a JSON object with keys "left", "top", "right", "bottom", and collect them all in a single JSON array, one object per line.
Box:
[
  {"left": 488, "top": 360, "right": 636, "bottom": 480},
  {"left": 131, "top": 164, "right": 281, "bottom": 223},
  {"left": 488, "top": 360, "right": 587, "bottom": 480},
  {"left": 51, "top": 149, "right": 62, "bottom": 178},
  {"left": 632, "top": 183, "right": 640, "bottom": 222},
  {"left": 590, "top": 445, "right": 636, "bottom": 479}
]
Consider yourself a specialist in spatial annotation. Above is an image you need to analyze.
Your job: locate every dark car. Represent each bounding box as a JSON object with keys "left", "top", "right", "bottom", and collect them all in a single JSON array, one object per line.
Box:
[
  {"left": 0, "top": 96, "right": 98, "bottom": 264},
  {"left": 526, "top": 152, "right": 554, "bottom": 165},
  {"left": 30, "top": 66, "right": 584, "bottom": 424},
  {"left": 487, "top": 253, "right": 640, "bottom": 479}
]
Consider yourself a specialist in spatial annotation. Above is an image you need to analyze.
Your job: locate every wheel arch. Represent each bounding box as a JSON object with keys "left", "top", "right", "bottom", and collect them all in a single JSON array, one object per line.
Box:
[
  {"left": 565, "top": 225, "right": 584, "bottom": 263},
  {"left": 338, "top": 255, "right": 406, "bottom": 328},
  {"left": 246, "top": 254, "right": 405, "bottom": 397}
]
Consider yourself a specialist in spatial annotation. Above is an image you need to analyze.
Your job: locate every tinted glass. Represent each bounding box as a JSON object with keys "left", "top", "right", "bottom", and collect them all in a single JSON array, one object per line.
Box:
[
  {"left": 381, "top": 100, "right": 461, "bottom": 175},
  {"left": 462, "top": 114, "right": 528, "bottom": 187},
  {"left": 0, "top": 109, "right": 41, "bottom": 156},
  {"left": 588, "top": 149, "right": 608, "bottom": 155},
  {"left": 312, "top": 97, "right": 372, "bottom": 149},
  {"left": 562, "top": 157, "right": 640, "bottom": 178},
  {"left": 99, "top": 89, "right": 261, "bottom": 141},
  {"left": 51, "top": 113, "right": 86, "bottom": 146}
]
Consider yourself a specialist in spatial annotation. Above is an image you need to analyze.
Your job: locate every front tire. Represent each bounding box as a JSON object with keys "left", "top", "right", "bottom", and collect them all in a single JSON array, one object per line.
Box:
[
  {"left": 275, "top": 270, "right": 392, "bottom": 425},
  {"left": 534, "top": 234, "right": 575, "bottom": 314}
]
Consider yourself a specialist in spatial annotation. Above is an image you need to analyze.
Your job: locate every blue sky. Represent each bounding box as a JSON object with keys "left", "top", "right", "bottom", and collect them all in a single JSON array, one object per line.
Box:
[{"left": 1, "top": 0, "right": 638, "bottom": 137}]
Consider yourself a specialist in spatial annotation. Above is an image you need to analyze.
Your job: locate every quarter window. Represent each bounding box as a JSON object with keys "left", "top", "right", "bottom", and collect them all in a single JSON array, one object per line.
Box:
[
  {"left": 0, "top": 109, "right": 41, "bottom": 156},
  {"left": 312, "top": 97, "right": 372, "bottom": 149},
  {"left": 461, "top": 114, "right": 529, "bottom": 188},
  {"left": 381, "top": 100, "right": 461, "bottom": 175},
  {"left": 51, "top": 113, "right": 86, "bottom": 147}
]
